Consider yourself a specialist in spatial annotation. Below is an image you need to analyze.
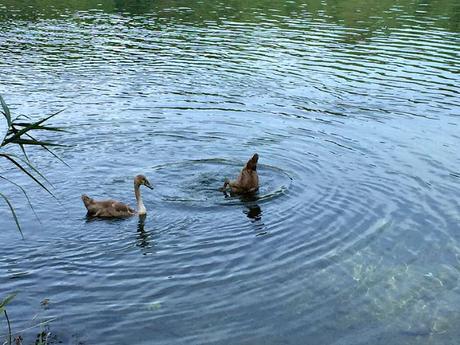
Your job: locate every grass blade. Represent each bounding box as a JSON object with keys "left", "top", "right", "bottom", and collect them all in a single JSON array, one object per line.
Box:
[
  {"left": 12, "top": 123, "right": 69, "bottom": 132},
  {"left": 0, "top": 293, "right": 17, "bottom": 310},
  {"left": 0, "top": 176, "right": 42, "bottom": 225},
  {"left": 0, "top": 95, "right": 12, "bottom": 127},
  {"left": 25, "top": 134, "right": 70, "bottom": 168},
  {"left": 13, "top": 114, "right": 32, "bottom": 121},
  {"left": 0, "top": 96, "right": 66, "bottom": 238},
  {"left": 0, "top": 193, "right": 23, "bottom": 238},
  {"left": 18, "top": 142, "right": 30, "bottom": 162},
  {"left": 2, "top": 109, "right": 64, "bottom": 146},
  {"left": 0, "top": 153, "right": 55, "bottom": 197},
  {"left": 4, "top": 309, "right": 12, "bottom": 345},
  {"left": 7, "top": 138, "right": 65, "bottom": 147},
  {"left": 2, "top": 152, "right": 55, "bottom": 187}
]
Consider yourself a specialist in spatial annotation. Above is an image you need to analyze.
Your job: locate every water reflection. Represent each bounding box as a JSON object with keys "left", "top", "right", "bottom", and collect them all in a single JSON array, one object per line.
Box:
[
  {"left": 221, "top": 189, "right": 264, "bottom": 222},
  {"left": 1, "top": 0, "right": 458, "bottom": 34},
  {"left": 222, "top": 190, "right": 268, "bottom": 235},
  {"left": 244, "top": 204, "right": 262, "bottom": 221},
  {"left": 243, "top": 203, "right": 268, "bottom": 237},
  {"left": 84, "top": 215, "right": 127, "bottom": 224},
  {"left": 136, "top": 214, "right": 152, "bottom": 254},
  {"left": 229, "top": 189, "right": 272, "bottom": 238}
]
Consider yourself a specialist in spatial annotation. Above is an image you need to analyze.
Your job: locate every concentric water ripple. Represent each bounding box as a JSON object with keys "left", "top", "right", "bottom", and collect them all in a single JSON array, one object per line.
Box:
[{"left": 152, "top": 159, "right": 292, "bottom": 207}]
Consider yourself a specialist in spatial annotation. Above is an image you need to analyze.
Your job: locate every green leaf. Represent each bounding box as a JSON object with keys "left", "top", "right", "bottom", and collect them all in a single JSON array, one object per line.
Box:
[
  {"left": 0, "top": 175, "right": 42, "bottom": 225},
  {"left": 0, "top": 153, "right": 55, "bottom": 197},
  {"left": 25, "top": 133, "right": 70, "bottom": 167},
  {"left": 0, "top": 293, "right": 17, "bottom": 309},
  {"left": 7, "top": 138, "right": 64, "bottom": 147},
  {"left": 2, "top": 109, "right": 64, "bottom": 146},
  {"left": 0, "top": 97, "right": 67, "bottom": 239},
  {"left": 18, "top": 142, "right": 30, "bottom": 162},
  {"left": 0, "top": 95, "right": 12, "bottom": 127},
  {"left": 13, "top": 114, "right": 31, "bottom": 121},
  {"left": 13, "top": 123, "right": 68, "bottom": 132},
  {"left": 0, "top": 192, "right": 23, "bottom": 238}
]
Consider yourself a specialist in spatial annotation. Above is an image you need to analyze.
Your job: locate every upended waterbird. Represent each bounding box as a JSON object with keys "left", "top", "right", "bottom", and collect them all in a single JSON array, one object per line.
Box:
[
  {"left": 81, "top": 175, "right": 153, "bottom": 218},
  {"left": 221, "top": 153, "right": 259, "bottom": 194}
]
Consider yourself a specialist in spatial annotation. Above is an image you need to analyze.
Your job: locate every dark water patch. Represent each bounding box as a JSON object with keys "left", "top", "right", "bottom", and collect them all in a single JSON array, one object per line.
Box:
[{"left": 450, "top": 171, "right": 460, "bottom": 179}]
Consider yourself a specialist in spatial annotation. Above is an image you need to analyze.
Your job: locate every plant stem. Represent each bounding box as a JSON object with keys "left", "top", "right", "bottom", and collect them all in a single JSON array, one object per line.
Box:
[{"left": 4, "top": 309, "right": 12, "bottom": 345}]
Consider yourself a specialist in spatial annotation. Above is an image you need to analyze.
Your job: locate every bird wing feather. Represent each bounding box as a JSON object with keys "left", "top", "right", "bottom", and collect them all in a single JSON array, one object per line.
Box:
[{"left": 85, "top": 199, "right": 135, "bottom": 218}]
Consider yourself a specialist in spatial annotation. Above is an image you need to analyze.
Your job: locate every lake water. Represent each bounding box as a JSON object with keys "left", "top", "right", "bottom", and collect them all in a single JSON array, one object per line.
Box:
[{"left": 0, "top": 0, "right": 459, "bottom": 344}]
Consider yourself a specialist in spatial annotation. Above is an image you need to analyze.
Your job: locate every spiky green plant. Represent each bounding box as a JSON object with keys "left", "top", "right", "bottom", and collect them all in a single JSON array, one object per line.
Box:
[
  {"left": 0, "top": 294, "right": 16, "bottom": 345},
  {"left": 1, "top": 95, "right": 66, "bottom": 344},
  {"left": 0, "top": 94, "right": 66, "bottom": 237},
  {"left": 1, "top": 95, "right": 66, "bottom": 345}
]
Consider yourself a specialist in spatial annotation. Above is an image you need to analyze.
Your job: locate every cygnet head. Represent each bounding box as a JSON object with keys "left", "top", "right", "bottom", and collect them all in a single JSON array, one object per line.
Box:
[
  {"left": 134, "top": 174, "right": 153, "bottom": 189},
  {"left": 81, "top": 194, "right": 93, "bottom": 206}
]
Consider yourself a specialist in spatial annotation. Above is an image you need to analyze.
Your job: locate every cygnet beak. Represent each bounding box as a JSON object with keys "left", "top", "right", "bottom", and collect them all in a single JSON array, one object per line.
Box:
[{"left": 144, "top": 180, "right": 154, "bottom": 190}]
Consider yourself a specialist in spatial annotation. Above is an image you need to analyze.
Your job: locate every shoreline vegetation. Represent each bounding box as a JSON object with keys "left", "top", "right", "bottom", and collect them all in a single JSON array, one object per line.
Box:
[
  {"left": 1, "top": 95, "right": 66, "bottom": 345},
  {"left": 0, "top": 0, "right": 458, "bottom": 34}
]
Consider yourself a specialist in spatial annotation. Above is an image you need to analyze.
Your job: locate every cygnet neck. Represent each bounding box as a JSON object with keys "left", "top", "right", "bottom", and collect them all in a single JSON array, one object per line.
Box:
[{"left": 134, "top": 182, "right": 147, "bottom": 215}]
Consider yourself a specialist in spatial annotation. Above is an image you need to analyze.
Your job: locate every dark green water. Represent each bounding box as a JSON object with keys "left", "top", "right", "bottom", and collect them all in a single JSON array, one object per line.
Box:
[{"left": 0, "top": 0, "right": 459, "bottom": 344}]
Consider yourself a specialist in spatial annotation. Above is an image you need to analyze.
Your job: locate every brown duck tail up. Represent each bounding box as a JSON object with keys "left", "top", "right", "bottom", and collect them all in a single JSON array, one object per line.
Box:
[{"left": 246, "top": 153, "right": 259, "bottom": 171}]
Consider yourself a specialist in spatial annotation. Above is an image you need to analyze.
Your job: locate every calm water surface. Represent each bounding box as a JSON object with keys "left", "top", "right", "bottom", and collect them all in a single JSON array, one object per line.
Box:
[{"left": 0, "top": 0, "right": 459, "bottom": 344}]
